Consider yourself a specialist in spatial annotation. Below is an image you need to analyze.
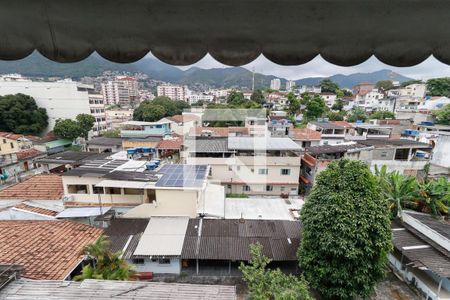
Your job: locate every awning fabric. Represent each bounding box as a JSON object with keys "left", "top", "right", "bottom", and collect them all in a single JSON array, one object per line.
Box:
[{"left": 0, "top": 0, "right": 449, "bottom": 66}]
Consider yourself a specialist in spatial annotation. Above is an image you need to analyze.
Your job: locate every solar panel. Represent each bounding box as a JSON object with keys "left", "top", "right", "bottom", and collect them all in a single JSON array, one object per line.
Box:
[{"left": 155, "top": 164, "right": 207, "bottom": 187}]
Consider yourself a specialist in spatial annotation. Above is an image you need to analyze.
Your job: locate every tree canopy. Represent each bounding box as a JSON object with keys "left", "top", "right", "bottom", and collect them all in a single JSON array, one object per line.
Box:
[
  {"left": 240, "top": 243, "right": 312, "bottom": 300},
  {"left": 426, "top": 77, "right": 450, "bottom": 97},
  {"left": 375, "top": 80, "right": 394, "bottom": 91},
  {"left": 287, "top": 92, "right": 300, "bottom": 116},
  {"left": 320, "top": 79, "right": 339, "bottom": 93},
  {"left": 133, "top": 96, "right": 190, "bottom": 121},
  {"left": 0, "top": 93, "right": 48, "bottom": 135},
  {"left": 250, "top": 89, "right": 265, "bottom": 104},
  {"left": 298, "top": 160, "right": 392, "bottom": 299},
  {"left": 53, "top": 113, "right": 95, "bottom": 140},
  {"left": 346, "top": 107, "right": 367, "bottom": 122},
  {"left": 331, "top": 99, "right": 344, "bottom": 111},
  {"left": 433, "top": 104, "right": 450, "bottom": 125},
  {"left": 369, "top": 111, "right": 395, "bottom": 120},
  {"left": 303, "top": 94, "right": 328, "bottom": 121}
]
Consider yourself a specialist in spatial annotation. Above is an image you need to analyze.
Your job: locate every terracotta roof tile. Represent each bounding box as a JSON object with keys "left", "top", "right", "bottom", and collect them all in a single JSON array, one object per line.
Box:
[
  {"left": 16, "top": 148, "right": 44, "bottom": 160},
  {"left": 13, "top": 203, "right": 59, "bottom": 217},
  {"left": 0, "top": 132, "right": 24, "bottom": 141},
  {"left": 0, "top": 174, "right": 63, "bottom": 200},
  {"left": 0, "top": 220, "right": 103, "bottom": 280},
  {"left": 290, "top": 128, "right": 321, "bottom": 140},
  {"left": 157, "top": 137, "right": 183, "bottom": 150}
]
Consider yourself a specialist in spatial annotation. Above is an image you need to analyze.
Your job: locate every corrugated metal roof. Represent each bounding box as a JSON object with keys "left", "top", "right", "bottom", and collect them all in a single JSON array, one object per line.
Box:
[
  {"left": 104, "top": 218, "right": 150, "bottom": 253},
  {"left": 182, "top": 219, "right": 301, "bottom": 261},
  {"left": 184, "top": 138, "right": 230, "bottom": 153},
  {"left": 0, "top": 279, "right": 237, "bottom": 300}
]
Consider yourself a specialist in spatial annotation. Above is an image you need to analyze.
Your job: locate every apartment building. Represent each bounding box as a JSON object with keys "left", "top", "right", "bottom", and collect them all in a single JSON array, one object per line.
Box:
[
  {"left": 88, "top": 94, "right": 110, "bottom": 136},
  {"left": 101, "top": 76, "right": 138, "bottom": 107},
  {"left": 267, "top": 117, "right": 293, "bottom": 137},
  {"left": 183, "top": 136, "right": 302, "bottom": 196},
  {"left": 270, "top": 78, "right": 281, "bottom": 90},
  {"left": 354, "top": 88, "right": 385, "bottom": 112},
  {"left": 286, "top": 80, "right": 295, "bottom": 91},
  {"left": 0, "top": 77, "right": 91, "bottom": 133},
  {"left": 157, "top": 84, "right": 189, "bottom": 101},
  {"left": 307, "top": 120, "right": 348, "bottom": 145},
  {"left": 295, "top": 85, "right": 321, "bottom": 94}
]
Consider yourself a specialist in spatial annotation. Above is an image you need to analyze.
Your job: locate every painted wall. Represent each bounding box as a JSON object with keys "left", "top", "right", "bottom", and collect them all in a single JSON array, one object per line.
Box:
[{"left": 130, "top": 258, "right": 181, "bottom": 274}]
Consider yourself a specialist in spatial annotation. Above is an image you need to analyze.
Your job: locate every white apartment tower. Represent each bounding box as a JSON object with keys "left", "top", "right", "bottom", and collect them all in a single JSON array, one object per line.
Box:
[
  {"left": 157, "top": 84, "right": 189, "bottom": 101},
  {"left": 0, "top": 76, "right": 91, "bottom": 133},
  {"left": 88, "top": 94, "right": 111, "bottom": 136},
  {"left": 270, "top": 78, "right": 281, "bottom": 90},
  {"left": 286, "top": 80, "right": 295, "bottom": 91},
  {"left": 101, "top": 76, "right": 139, "bottom": 107}
]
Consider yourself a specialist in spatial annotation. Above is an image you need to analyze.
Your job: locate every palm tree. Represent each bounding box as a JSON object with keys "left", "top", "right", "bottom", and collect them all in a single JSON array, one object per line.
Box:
[
  {"left": 74, "top": 235, "right": 133, "bottom": 281},
  {"left": 376, "top": 166, "right": 418, "bottom": 218},
  {"left": 417, "top": 177, "right": 450, "bottom": 216}
]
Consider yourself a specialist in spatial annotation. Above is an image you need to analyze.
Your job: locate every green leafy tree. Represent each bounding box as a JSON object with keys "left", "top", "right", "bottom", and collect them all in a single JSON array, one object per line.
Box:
[
  {"left": 400, "top": 80, "right": 422, "bottom": 88},
  {"left": 427, "top": 78, "right": 450, "bottom": 97},
  {"left": 142, "top": 104, "right": 167, "bottom": 122},
  {"left": 369, "top": 111, "right": 395, "bottom": 120},
  {"left": 0, "top": 93, "right": 48, "bottom": 134},
  {"left": 417, "top": 177, "right": 450, "bottom": 216},
  {"left": 298, "top": 160, "right": 392, "bottom": 299},
  {"left": 287, "top": 92, "right": 300, "bottom": 116},
  {"left": 433, "top": 104, "right": 450, "bottom": 125},
  {"left": 304, "top": 95, "right": 328, "bottom": 121},
  {"left": 133, "top": 96, "right": 190, "bottom": 121},
  {"left": 227, "top": 91, "right": 246, "bottom": 106},
  {"left": 76, "top": 114, "right": 95, "bottom": 139},
  {"left": 375, "top": 165, "right": 418, "bottom": 218},
  {"left": 320, "top": 79, "right": 339, "bottom": 93},
  {"left": 250, "top": 89, "right": 265, "bottom": 104},
  {"left": 101, "top": 129, "right": 120, "bottom": 138},
  {"left": 375, "top": 80, "right": 394, "bottom": 91},
  {"left": 74, "top": 235, "right": 133, "bottom": 281},
  {"left": 347, "top": 107, "right": 367, "bottom": 122},
  {"left": 326, "top": 111, "right": 346, "bottom": 121},
  {"left": 53, "top": 119, "right": 83, "bottom": 140},
  {"left": 331, "top": 99, "right": 344, "bottom": 111},
  {"left": 240, "top": 243, "right": 312, "bottom": 300}
]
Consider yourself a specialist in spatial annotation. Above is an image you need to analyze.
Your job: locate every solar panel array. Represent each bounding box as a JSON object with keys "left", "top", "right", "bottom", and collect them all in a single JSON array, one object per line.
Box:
[{"left": 155, "top": 165, "right": 207, "bottom": 188}]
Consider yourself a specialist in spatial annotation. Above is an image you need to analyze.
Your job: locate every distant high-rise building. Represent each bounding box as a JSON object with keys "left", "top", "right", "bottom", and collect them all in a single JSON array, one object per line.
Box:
[
  {"left": 157, "top": 84, "right": 190, "bottom": 101},
  {"left": 101, "top": 76, "right": 138, "bottom": 107},
  {"left": 270, "top": 78, "right": 281, "bottom": 90},
  {"left": 286, "top": 80, "right": 295, "bottom": 91}
]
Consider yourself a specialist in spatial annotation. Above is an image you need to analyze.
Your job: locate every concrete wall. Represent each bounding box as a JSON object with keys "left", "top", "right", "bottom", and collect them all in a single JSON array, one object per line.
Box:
[
  {"left": 432, "top": 134, "right": 450, "bottom": 168},
  {"left": 0, "top": 138, "right": 19, "bottom": 155},
  {"left": 0, "top": 80, "right": 90, "bottom": 133},
  {"left": 155, "top": 189, "right": 198, "bottom": 217},
  {"left": 130, "top": 258, "right": 181, "bottom": 274}
]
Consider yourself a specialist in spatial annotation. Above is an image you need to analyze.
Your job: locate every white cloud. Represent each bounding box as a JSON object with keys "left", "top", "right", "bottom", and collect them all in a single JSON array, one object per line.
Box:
[{"left": 172, "top": 54, "right": 450, "bottom": 80}]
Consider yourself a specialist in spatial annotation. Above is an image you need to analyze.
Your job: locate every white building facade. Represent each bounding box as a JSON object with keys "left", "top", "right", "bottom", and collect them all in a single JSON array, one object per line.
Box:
[{"left": 157, "top": 84, "right": 190, "bottom": 101}]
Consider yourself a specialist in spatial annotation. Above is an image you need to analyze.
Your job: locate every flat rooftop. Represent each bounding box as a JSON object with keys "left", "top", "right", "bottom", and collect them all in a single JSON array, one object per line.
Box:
[
  {"left": 305, "top": 143, "right": 372, "bottom": 155},
  {"left": 228, "top": 136, "right": 301, "bottom": 151},
  {"left": 358, "top": 139, "right": 432, "bottom": 149},
  {"left": 309, "top": 121, "right": 344, "bottom": 130}
]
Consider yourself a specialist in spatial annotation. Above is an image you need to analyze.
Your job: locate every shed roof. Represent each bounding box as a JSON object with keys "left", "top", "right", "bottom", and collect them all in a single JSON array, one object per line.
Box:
[
  {"left": 55, "top": 207, "right": 112, "bottom": 218},
  {"left": 104, "top": 218, "right": 150, "bottom": 253},
  {"left": 309, "top": 121, "right": 344, "bottom": 130},
  {"left": 184, "top": 138, "right": 230, "bottom": 152},
  {"left": 133, "top": 216, "right": 189, "bottom": 257},
  {"left": 182, "top": 219, "right": 301, "bottom": 261},
  {"left": 87, "top": 137, "right": 123, "bottom": 146}
]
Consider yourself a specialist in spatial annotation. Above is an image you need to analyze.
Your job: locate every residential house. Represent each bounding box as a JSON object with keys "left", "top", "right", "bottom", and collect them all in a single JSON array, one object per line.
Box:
[
  {"left": 289, "top": 128, "right": 321, "bottom": 150},
  {"left": 160, "top": 114, "right": 200, "bottom": 136},
  {"left": 36, "top": 151, "right": 107, "bottom": 173},
  {"left": 189, "top": 127, "right": 249, "bottom": 138},
  {"left": 0, "top": 174, "right": 64, "bottom": 202},
  {"left": 86, "top": 137, "right": 123, "bottom": 153},
  {"left": 390, "top": 211, "right": 450, "bottom": 300},
  {"left": 105, "top": 109, "right": 133, "bottom": 129},
  {"left": 299, "top": 143, "right": 373, "bottom": 193},
  {"left": 358, "top": 139, "right": 432, "bottom": 175},
  {"left": 156, "top": 136, "right": 183, "bottom": 160},
  {"left": 0, "top": 220, "right": 103, "bottom": 280},
  {"left": 307, "top": 120, "right": 347, "bottom": 145},
  {"left": 183, "top": 136, "right": 301, "bottom": 196},
  {"left": 0, "top": 202, "right": 61, "bottom": 220},
  {"left": 120, "top": 121, "right": 171, "bottom": 139},
  {"left": 267, "top": 117, "right": 293, "bottom": 137},
  {"left": 320, "top": 92, "right": 337, "bottom": 108}
]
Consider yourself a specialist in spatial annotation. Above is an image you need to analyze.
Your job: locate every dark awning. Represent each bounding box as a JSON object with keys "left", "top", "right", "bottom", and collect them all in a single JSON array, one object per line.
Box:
[{"left": 1, "top": 0, "right": 449, "bottom": 66}]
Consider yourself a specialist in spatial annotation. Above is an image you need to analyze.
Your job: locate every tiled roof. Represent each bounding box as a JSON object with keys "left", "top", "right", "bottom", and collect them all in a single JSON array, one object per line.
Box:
[
  {"left": 290, "top": 128, "right": 321, "bottom": 140},
  {"left": 13, "top": 203, "right": 59, "bottom": 217},
  {"left": 16, "top": 148, "right": 44, "bottom": 160},
  {"left": 0, "top": 132, "right": 24, "bottom": 141},
  {"left": 0, "top": 174, "right": 63, "bottom": 200},
  {"left": 0, "top": 220, "right": 103, "bottom": 280},
  {"left": 157, "top": 137, "right": 183, "bottom": 150}
]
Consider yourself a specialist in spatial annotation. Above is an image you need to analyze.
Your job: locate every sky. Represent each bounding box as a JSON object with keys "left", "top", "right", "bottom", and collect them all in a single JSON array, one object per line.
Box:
[{"left": 175, "top": 54, "right": 450, "bottom": 81}]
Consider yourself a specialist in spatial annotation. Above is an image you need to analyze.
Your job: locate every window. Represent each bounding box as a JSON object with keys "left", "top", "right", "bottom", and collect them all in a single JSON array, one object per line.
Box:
[
  {"left": 281, "top": 168, "right": 290, "bottom": 175},
  {"left": 67, "top": 184, "right": 88, "bottom": 194},
  {"left": 266, "top": 185, "right": 273, "bottom": 192},
  {"left": 280, "top": 186, "right": 285, "bottom": 192},
  {"left": 92, "top": 185, "right": 104, "bottom": 194},
  {"left": 258, "top": 168, "right": 268, "bottom": 175},
  {"left": 227, "top": 184, "right": 231, "bottom": 189},
  {"left": 301, "top": 141, "right": 311, "bottom": 148},
  {"left": 158, "top": 259, "right": 170, "bottom": 264},
  {"left": 243, "top": 185, "right": 250, "bottom": 192},
  {"left": 228, "top": 166, "right": 233, "bottom": 171},
  {"left": 10, "top": 143, "right": 14, "bottom": 148},
  {"left": 132, "top": 258, "right": 145, "bottom": 265},
  {"left": 2, "top": 139, "right": 6, "bottom": 144}
]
